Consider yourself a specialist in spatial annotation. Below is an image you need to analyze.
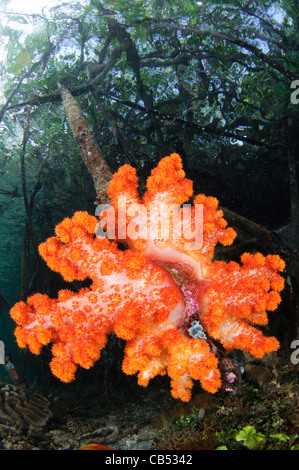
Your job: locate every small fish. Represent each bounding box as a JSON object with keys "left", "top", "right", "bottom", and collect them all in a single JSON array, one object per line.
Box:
[{"left": 78, "top": 443, "right": 115, "bottom": 450}]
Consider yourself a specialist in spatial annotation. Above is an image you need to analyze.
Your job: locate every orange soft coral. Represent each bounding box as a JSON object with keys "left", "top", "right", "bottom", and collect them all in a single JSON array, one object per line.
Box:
[{"left": 9, "top": 154, "right": 285, "bottom": 401}]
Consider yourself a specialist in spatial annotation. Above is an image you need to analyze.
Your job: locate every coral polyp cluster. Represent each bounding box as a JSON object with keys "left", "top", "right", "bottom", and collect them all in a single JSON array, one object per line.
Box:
[{"left": 9, "top": 154, "right": 285, "bottom": 401}]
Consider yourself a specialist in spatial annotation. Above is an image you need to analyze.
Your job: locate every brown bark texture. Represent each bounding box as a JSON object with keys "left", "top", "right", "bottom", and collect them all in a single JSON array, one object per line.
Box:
[{"left": 58, "top": 83, "right": 113, "bottom": 204}]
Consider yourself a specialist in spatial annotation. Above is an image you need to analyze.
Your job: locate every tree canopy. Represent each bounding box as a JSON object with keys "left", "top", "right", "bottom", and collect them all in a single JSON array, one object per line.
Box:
[{"left": 0, "top": 0, "right": 298, "bottom": 323}]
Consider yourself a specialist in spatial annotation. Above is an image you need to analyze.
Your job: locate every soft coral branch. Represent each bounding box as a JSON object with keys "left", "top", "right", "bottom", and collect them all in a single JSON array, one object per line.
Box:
[{"left": 9, "top": 154, "right": 285, "bottom": 401}]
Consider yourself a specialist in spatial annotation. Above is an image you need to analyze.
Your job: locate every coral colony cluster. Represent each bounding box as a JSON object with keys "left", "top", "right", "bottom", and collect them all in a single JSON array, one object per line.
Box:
[{"left": 9, "top": 154, "right": 285, "bottom": 401}]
